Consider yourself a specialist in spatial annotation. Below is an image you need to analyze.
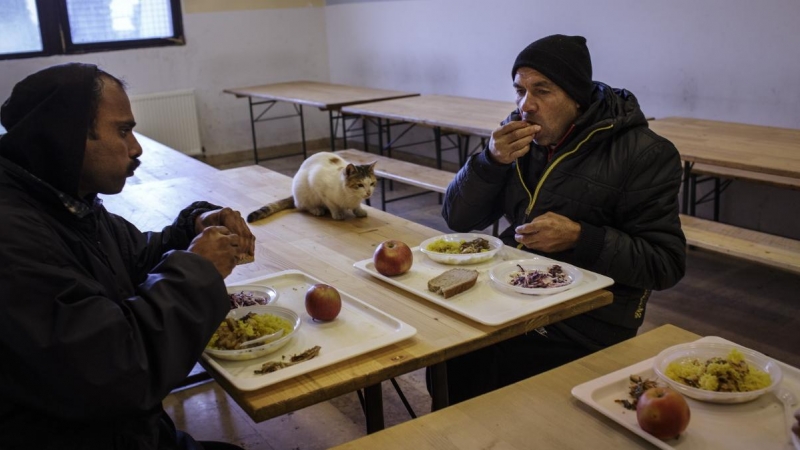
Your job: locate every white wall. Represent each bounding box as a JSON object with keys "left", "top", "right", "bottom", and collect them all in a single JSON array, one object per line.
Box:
[
  {"left": 325, "top": 0, "right": 800, "bottom": 128},
  {"left": 324, "top": 0, "right": 800, "bottom": 238},
  {"left": 0, "top": 5, "right": 331, "bottom": 156}
]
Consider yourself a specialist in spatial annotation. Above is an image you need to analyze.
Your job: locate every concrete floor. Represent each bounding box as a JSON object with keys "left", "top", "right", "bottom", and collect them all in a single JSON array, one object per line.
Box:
[{"left": 164, "top": 150, "right": 800, "bottom": 449}]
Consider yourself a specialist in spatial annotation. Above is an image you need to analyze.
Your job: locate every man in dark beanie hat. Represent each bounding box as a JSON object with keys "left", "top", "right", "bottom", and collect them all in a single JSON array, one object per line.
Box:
[
  {"left": 437, "top": 35, "right": 686, "bottom": 404},
  {"left": 0, "top": 64, "right": 252, "bottom": 450}
]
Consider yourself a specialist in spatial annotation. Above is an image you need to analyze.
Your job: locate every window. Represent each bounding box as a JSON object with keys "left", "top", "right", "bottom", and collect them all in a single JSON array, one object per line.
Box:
[{"left": 0, "top": 0, "right": 184, "bottom": 60}]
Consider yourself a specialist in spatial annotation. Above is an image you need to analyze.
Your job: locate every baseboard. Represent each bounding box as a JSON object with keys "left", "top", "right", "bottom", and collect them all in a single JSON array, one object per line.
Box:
[{"left": 201, "top": 138, "right": 333, "bottom": 167}]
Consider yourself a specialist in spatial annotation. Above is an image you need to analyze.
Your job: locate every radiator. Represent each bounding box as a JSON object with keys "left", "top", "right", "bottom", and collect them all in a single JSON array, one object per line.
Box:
[{"left": 129, "top": 89, "right": 203, "bottom": 156}]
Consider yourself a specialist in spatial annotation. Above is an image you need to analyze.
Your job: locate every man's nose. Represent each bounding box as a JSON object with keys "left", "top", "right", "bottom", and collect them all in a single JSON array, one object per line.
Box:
[
  {"left": 519, "top": 93, "right": 537, "bottom": 114},
  {"left": 130, "top": 134, "right": 143, "bottom": 158}
]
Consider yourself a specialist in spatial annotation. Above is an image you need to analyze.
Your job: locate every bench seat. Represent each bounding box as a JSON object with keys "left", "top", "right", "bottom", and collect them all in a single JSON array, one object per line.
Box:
[
  {"left": 691, "top": 163, "right": 800, "bottom": 190},
  {"left": 680, "top": 214, "right": 800, "bottom": 274},
  {"left": 336, "top": 148, "right": 454, "bottom": 195}
]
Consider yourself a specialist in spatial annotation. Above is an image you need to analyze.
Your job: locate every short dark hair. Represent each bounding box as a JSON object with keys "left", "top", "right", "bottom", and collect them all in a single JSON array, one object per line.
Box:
[{"left": 87, "top": 70, "right": 127, "bottom": 139}]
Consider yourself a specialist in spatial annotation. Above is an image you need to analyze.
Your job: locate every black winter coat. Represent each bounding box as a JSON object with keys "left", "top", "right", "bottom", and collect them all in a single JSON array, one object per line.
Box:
[
  {"left": 0, "top": 64, "right": 230, "bottom": 449},
  {"left": 443, "top": 83, "right": 686, "bottom": 346}
]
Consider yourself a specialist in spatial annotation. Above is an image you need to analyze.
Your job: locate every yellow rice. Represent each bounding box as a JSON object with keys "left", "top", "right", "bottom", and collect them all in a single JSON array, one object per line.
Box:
[
  {"left": 426, "top": 239, "right": 488, "bottom": 254},
  {"left": 665, "top": 348, "right": 771, "bottom": 392},
  {"left": 207, "top": 313, "right": 293, "bottom": 350}
]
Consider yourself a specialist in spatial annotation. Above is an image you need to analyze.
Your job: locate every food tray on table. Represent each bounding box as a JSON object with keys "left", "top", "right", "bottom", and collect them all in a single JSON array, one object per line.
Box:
[
  {"left": 571, "top": 336, "right": 800, "bottom": 450},
  {"left": 202, "top": 270, "right": 417, "bottom": 391},
  {"left": 353, "top": 245, "right": 614, "bottom": 326}
]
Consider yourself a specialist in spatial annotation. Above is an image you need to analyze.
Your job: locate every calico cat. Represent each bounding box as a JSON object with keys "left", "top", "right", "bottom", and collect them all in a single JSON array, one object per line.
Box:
[{"left": 247, "top": 152, "right": 377, "bottom": 222}]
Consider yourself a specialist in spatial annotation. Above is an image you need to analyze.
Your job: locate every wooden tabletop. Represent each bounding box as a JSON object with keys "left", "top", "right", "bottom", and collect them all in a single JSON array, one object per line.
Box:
[
  {"left": 648, "top": 117, "right": 800, "bottom": 179},
  {"left": 223, "top": 81, "right": 419, "bottom": 110},
  {"left": 341, "top": 94, "right": 516, "bottom": 138},
  {"left": 129, "top": 132, "right": 218, "bottom": 185},
  {"left": 101, "top": 165, "right": 612, "bottom": 423},
  {"left": 333, "top": 324, "right": 701, "bottom": 450}
]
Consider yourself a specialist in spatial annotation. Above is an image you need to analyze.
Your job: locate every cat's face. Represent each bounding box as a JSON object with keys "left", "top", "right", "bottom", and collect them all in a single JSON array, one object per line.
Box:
[{"left": 345, "top": 162, "right": 377, "bottom": 200}]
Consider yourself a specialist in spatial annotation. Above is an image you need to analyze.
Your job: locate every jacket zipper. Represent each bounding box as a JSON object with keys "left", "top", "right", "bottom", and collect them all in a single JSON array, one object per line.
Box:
[{"left": 517, "top": 124, "right": 615, "bottom": 220}]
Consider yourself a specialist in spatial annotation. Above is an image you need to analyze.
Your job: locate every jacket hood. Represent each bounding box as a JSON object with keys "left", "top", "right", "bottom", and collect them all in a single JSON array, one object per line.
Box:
[
  {"left": 578, "top": 81, "right": 648, "bottom": 134},
  {"left": 0, "top": 63, "right": 98, "bottom": 197}
]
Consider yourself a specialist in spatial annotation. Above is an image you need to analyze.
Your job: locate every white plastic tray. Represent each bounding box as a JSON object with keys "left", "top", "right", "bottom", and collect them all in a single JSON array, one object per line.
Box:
[
  {"left": 571, "top": 336, "right": 800, "bottom": 449},
  {"left": 353, "top": 245, "right": 614, "bottom": 326},
  {"left": 202, "top": 270, "right": 417, "bottom": 391}
]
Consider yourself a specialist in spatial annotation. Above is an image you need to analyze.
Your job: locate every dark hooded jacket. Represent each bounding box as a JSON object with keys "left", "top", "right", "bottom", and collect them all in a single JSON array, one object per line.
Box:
[
  {"left": 0, "top": 64, "right": 230, "bottom": 449},
  {"left": 443, "top": 82, "right": 686, "bottom": 348}
]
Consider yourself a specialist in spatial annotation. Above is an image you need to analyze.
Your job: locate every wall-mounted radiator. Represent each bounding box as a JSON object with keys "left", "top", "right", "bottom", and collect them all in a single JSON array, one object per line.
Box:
[{"left": 129, "top": 89, "right": 203, "bottom": 156}]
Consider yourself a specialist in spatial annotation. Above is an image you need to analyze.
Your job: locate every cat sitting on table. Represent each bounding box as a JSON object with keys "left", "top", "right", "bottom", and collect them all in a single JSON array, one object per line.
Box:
[{"left": 247, "top": 152, "right": 377, "bottom": 222}]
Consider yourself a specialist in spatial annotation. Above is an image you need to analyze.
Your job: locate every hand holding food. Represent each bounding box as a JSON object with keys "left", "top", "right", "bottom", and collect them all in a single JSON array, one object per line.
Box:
[
  {"left": 636, "top": 386, "right": 691, "bottom": 440},
  {"left": 187, "top": 226, "right": 240, "bottom": 277},
  {"left": 514, "top": 212, "right": 581, "bottom": 253},
  {"left": 196, "top": 207, "right": 256, "bottom": 264},
  {"left": 488, "top": 120, "right": 540, "bottom": 165},
  {"left": 373, "top": 240, "right": 413, "bottom": 276},
  {"left": 305, "top": 283, "right": 342, "bottom": 321}
]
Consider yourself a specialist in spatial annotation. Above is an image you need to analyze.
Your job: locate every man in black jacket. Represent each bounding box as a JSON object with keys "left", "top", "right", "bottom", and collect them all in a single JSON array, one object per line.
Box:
[
  {"left": 0, "top": 64, "right": 251, "bottom": 449},
  {"left": 439, "top": 35, "right": 686, "bottom": 403}
]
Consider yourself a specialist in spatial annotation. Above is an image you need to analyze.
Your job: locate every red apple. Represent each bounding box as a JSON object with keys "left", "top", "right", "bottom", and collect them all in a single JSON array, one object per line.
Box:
[
  {"left": 304, "top": 283, "right": 342, "bottom": 321},
  {"left": 373, "top": 240, "right": 413, "bottom": 276},
  {"left": 636, "top": 387, "right": 691, "bottom": 440}
]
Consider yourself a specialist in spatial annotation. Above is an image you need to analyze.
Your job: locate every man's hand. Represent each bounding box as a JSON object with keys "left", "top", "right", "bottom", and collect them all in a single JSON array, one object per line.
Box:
[
  {"left": 187, "top": 226, "right": 241, "bottom": 278},
  {"left": 196, "top": 207, "right": 255, "bottom": 262},
  {"left": 488, "top": 121, "right": 541, "bottom": 165},
  {"left": 514, "top": 212, "right": 581, "bottom": 253}
]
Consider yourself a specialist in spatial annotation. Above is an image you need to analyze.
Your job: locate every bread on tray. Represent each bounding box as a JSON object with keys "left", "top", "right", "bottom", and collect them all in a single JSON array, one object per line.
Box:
[{"left": 428, "top": 268, "right": 478, "bottom": 299}]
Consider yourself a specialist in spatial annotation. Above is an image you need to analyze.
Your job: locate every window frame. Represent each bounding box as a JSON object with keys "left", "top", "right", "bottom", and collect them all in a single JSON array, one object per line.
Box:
[{"left": 0, "top": 0, "right": 185, "bottom": 61}]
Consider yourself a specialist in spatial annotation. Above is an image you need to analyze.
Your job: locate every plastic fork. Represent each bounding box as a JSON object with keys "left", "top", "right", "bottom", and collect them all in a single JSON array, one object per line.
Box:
[
  {"left": 235, "top": 329, "right": 285, "bottom": 349},
  {"left": 777, "top": 387, "right": 799, "bottom": 444}
]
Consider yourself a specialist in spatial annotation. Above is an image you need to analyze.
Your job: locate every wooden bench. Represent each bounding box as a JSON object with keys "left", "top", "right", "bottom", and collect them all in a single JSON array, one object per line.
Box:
[
  {"left": 686, "top": 162, "right": 800, "bottom": 220},
  {"left": 335, "top": 148, "right": 455, "bottom": 210},
  {"left": 680, "top": 214, "right": 800, "bottom": 274}
]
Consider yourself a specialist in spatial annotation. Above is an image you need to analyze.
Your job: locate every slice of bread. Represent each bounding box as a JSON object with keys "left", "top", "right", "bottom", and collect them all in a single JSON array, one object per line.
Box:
[{"left": 428, "top": 268, "right": 479, "bottom": 299}]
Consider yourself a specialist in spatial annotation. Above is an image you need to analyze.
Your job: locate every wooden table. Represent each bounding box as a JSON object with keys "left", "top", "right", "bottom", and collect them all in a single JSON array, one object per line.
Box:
[
  {"left": 648, "top": 117, "right": 800, "bottom": 216},
  {"left": 129, "top": 132, "right": 218, "bottom": 185},
  {"left": 333, "top": 324, "right": 700, "bottom": 449},
  {"left": 341, "top": 95, "right": 515, "bottom": 168},
  {"left": 101, "top": 165, "right": 612, "bottom": 432},
  {"left": 224, "top": 81, "right": 419, "bottom": 163}
]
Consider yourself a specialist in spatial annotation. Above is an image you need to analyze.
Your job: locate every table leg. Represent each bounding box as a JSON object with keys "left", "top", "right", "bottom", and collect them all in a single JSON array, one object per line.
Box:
[
  {"left": 296, "top": 104, "right": 307, "bottom": 159},
  {"left": 362, "top": 116, "right": 369, "bottom": 152},
  {"left": 377, "top": 118, "right": 384, "bottom": 156},
  {"left": 434, "top": 127, "right": 443, "bottom": 170},
  {"left": 681, "top": 161, "right": 692, "bottom": 214},
  {"left": 248, "top": 97, "right": 259, "bottom": 164},
  {"left": 429, "top": 362, "right": 449, "bottom": 411},
  {"left": 329, "top": 110, "right": 337, "bottom": 151},
  {"left": 364, "top": 383, "right": 385, "bottom": 434},
  {"left": 342, "top": 112, "right": 349, "bottom": 149}
]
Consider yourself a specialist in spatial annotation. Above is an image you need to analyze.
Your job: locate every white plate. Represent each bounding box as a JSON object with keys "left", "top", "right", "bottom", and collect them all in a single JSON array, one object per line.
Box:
[
  {"left": 489, "top": 259, "right": 583, "bottom": 295},
  {"left": 419, "top": 233, "right": 503, "bottom": 265},
  {"left": 227, "top": 284, "right": 278, "bottom": 307},
  {"left": 653, "top": 341, "right": 782, "bottom": 404},
  {"left": 572, "top": 336, "right": 800, "bottom": 450},
  {"left": 202, "top": 270, "right": 417, "bottom": 391},
  {"left": 354, "top": 246, "right": 614, "bottom": 326},
  {"left": 204, "top": 305, "right": 300, "bottom": 361}
]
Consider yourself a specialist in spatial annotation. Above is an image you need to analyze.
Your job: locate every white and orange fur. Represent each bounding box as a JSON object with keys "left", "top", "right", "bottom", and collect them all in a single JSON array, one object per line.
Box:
[{"left": 247, "top": 152, "right": 376, "bottom": 222}]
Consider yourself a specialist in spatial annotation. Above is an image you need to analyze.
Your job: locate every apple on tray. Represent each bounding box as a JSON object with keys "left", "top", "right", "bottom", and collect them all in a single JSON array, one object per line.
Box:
[
  {"left": 636, "top": 386, "right": 691, "bottom": 440},
  {"left": 305, "top": 283, "right": 342, "bottom": 321},
  {"left": 373, "top": 240, "right": 413, "bottom": 276}
]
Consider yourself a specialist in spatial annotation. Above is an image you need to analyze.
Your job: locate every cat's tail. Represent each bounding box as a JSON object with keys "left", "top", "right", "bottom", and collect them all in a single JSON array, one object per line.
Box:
[{"left": 247, "top": 196, "right": 295, "bottom": 223}]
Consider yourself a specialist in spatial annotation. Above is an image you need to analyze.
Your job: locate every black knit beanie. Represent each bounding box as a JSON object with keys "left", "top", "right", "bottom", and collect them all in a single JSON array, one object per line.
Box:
[{"left": 511, "top": 34, "right": 593, "bottom": 109}]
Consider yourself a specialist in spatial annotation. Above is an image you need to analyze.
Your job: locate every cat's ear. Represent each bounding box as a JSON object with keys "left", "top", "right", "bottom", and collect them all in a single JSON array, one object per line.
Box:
[
  {"left": 345, "top": 163, "right": 356, "bottom": 176},
  {"left": 368, "top": 162, "right": 377, "bottom": 172}
]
